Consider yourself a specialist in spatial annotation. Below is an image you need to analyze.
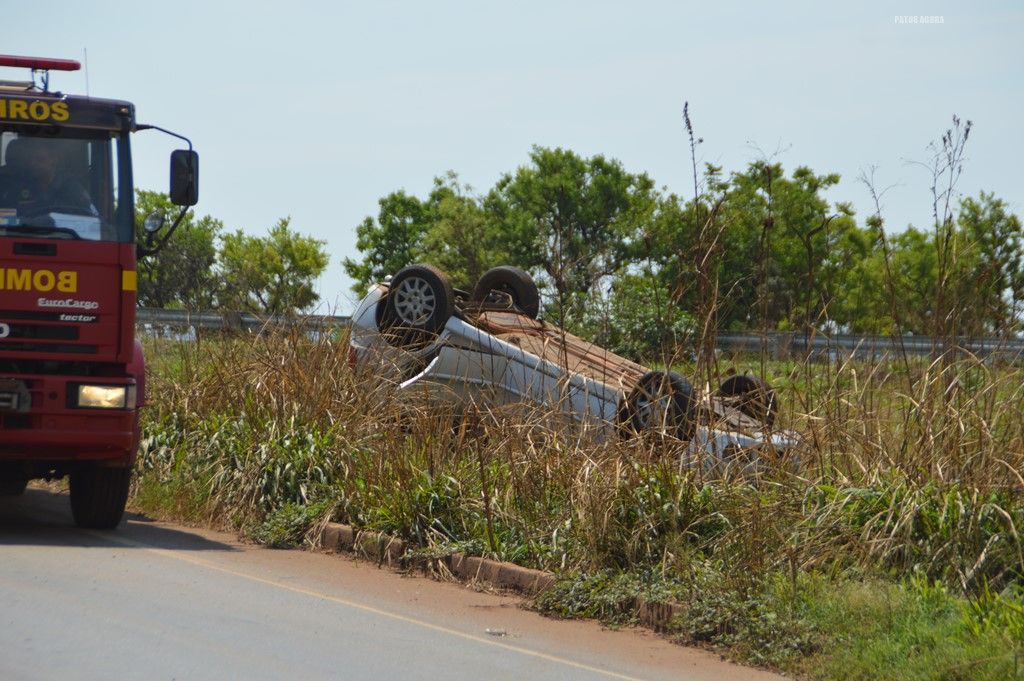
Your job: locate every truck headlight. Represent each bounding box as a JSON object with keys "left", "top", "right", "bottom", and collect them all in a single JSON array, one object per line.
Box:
[{"left": 75, "top": 384, "right": 136, "bottom": 409}]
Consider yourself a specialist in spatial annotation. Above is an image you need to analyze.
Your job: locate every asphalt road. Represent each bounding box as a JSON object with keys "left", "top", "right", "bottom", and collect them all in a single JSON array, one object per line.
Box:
[{"left": 0, "top": 488, "right": 784, "bottom": 681}]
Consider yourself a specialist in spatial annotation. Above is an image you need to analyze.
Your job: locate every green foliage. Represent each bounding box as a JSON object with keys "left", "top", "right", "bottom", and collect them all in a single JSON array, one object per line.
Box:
[
  {"left": 252, "top": 500, "right": 334, "bottom": 548},
  {"left": 358, "top": 463, "right": 473, "bottom": 542},
  {"left": 135, "top": 191, "right": 329, "bottom": 316},
  {"left": 535, "top": 570, "right": 651, "bottom": 623},
  {"left": 703, "top": 163, "right": 857, "bottom": 331},
  {"left": 343, "top": 190, "right": 430, "bottom": 297},
  {"left": 539, "top": 569, "right": 1024, "bottom": 678},
  {"left": 826, "top": 223, "right": 897, "bottom": 334},
  {"left": 574, "top": 273, "right": 693, "bottom": 364},
  {"left": 219, "top": 217, "right": 329, "bottom": 315},
  {"left": 419, "top": 174, "right": 511, "bottom": 290},
  {"left": 342, "top": 173, "right": 514, "bottom": 295},
  {"left": 344, "top": 141, "right": 1023, "bottom": 342},
  {"left": 812, "top": 479, "right": 1024, "bottom": 591},
  {"left": 826, "top": 189, "right": 1024, "bottom": 337},
  {"left": 486, "top": 146, "right": 656, "bottom": 310},
  {"left": 802, "top": 576, "right": 1020, "bottom": 680},
  {"left": 962, "top": 581, "right": 1024, "bottom": 649},
  {"left": 133, "top": 332, "right": 1024, "bottom": 678},
  {"left": 134, "top": 190, "right": 222, "bottom": 309},
  {"left": 957, "top": 192, "right": 1024, "bottom": 334}
]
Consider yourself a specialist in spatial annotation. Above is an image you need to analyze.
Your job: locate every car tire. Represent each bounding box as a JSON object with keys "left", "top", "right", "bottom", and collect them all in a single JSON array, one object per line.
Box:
[
  {"left": 381, "top": 264, "right": 455, "bottom": 346},
  {"left": 472, "top": 266, "right": 541, "bottom": 319},
  {"left": 716, "top": 374, "right": 778, "bottom": 428},
  {"left": 618, "top": 370, "right": 697, "bottom": 441},
  {"left": 70, "top": 465, "right": 131, "bottom": 529}
]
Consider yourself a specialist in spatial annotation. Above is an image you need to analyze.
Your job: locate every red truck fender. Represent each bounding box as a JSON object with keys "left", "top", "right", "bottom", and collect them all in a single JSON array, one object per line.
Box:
[{"left": 129, "top": 339, "right": 146, "bottom": 408}]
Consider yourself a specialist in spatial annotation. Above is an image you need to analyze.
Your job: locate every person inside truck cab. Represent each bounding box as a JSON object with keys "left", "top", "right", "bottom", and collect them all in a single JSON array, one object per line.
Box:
[{"left": 0, "top": 136, "right": 98, "bottom": 217}]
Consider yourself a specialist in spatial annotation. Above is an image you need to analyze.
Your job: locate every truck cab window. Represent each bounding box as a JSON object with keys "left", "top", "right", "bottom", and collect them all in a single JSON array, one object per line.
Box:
[{"left": 0, "top": 130, "right": 122, "bottom": 241}]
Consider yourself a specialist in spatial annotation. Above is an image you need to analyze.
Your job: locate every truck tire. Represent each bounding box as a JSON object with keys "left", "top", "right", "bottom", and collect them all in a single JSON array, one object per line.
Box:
[
  {"left": 472, "top": 266, "right": 541, "bottom": 319},
  {"left": 69, "top": 466, "right": 131, "bottom": 529},
  {"left": 381, "top": 264, "right": 455, "bottom": 346},
  {"left": 618, "top": 370, "right": 697, "bottom": 441},
  {"left": 716, "top": 374, "right": 777, "bottom": 428}
]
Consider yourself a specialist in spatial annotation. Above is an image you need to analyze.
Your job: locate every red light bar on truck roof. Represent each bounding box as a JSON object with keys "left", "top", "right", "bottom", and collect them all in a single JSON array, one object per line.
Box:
[{"left": 0, "top": 54, "right": 81, "bottom": 71}]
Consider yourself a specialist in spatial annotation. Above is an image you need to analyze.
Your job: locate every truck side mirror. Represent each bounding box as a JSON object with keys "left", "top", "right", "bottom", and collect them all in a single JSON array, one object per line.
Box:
[{"left": 169, "top": 149, "right": 199, "bottom": 206}]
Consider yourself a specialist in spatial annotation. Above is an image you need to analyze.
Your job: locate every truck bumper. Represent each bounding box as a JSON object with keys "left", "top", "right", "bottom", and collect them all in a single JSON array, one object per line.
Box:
[{"left": 0, "top": 373, "right": 138, "bottom": 462}]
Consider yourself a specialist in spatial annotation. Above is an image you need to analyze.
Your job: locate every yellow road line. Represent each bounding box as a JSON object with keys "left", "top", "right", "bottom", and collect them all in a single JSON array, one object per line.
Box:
[{"left": 95, "top": 530, "right": 647, "bottom": 681}]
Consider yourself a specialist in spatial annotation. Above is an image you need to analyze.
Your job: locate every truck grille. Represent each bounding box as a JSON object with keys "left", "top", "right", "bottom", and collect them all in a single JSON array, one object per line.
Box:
[
  {"left": 0, "top": 359, "right": 113, "bottom": 376},
  {"left": 0, "top": 342, "right": 97, "bottom": 354},
  {"left": 2, "top": 323, "right": 79, "bottom": 340},
  {"left": 0, "top": 413, "right": 30, "bottom": 428},
  {"left": 0, "top": 308, "right": 98, "bottom": 355}
]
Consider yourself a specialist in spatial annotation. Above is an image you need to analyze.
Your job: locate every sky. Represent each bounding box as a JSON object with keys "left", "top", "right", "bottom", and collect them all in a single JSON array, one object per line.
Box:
[{"left": 6, "top": 1, "right": 1021, "bottom": 313}]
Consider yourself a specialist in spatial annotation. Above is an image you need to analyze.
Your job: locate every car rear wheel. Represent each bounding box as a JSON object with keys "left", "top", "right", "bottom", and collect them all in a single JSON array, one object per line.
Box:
[
  {"left": 716, "top": 374, "right": 778, "bottom": 427},
  {"left": 472, "top": 266, "right": 541, "bottom": 319},
  {"left": 70, "top": 466, "right": 131, "bottom": 529},
  {"left": 618, "top": 370, "right": 697, "bottom": 441},
  {"left": 381, "top": 264, "right": 455, "bottom": 346}
]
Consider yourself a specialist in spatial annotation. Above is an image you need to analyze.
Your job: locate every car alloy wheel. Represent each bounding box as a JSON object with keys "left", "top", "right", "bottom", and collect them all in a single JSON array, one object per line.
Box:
[{"left": 392, "top": 275, "right": 437, "bottom": 326}]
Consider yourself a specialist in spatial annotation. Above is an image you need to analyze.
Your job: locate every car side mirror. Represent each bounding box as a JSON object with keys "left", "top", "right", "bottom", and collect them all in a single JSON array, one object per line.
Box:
[{"left": 169, "top": 149, "right": 199, "bottom": 206}]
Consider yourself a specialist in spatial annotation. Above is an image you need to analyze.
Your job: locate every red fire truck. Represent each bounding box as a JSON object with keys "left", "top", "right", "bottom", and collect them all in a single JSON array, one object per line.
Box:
[{"left": 0, "top": 55, "right": 198, "bottom": 528}]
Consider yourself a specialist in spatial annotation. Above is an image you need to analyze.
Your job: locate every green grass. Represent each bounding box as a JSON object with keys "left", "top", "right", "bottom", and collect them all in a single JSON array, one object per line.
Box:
[
  {"left": 251, "top": 500, "right": 335, "bottom": 548},
  {"left": 799, "top": 576, "right": 1022, "bottom": 680},
  {"left": 534, "top": 569, "right": 1024, "bottom": 679}
]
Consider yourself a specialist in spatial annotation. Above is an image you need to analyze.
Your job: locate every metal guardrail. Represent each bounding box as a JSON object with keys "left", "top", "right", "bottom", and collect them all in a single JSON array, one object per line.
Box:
[
  {"left": 136, "top": 308, "right": 1024, "bottom": 360},
  {"left": 136, "top": 307, "right": 350, "bottom": 332},
  {"left": 716, "top": 332, "right": 1024, "bottom": 361}
]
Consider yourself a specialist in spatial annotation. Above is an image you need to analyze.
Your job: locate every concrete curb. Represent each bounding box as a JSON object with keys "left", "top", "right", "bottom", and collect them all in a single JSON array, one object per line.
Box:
[
  {"left": 448, "top": 552, "right": 555, "bottom": 595},
  {"left": 318, "top": 521, "right": 683, "bottom": 630},
  {"left": 635, "top": 595, "right": 683, "bottom": 633}
]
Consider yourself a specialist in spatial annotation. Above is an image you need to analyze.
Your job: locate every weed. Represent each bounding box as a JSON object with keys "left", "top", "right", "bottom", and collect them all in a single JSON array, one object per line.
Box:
[
  {"left": 133, "top": 325, "right": 1024, "bottom": 679},
  {"left": 251, "top": 500, "right": 335, "bottom": 548}
]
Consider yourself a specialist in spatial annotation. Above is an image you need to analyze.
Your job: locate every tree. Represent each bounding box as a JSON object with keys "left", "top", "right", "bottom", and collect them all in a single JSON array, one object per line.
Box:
[
  {"left": 344, "top": 173, "right": 516, "bottom": 294},
  {"left": 834, "top": 192, "right": 1024, "bottom": 336},
  {"left": 823, "top": 223, "right": 892, "bottom": 334},
  {"left": 702, "top": 163, "right": 858, "bottom": 331},
  {"left": 419, "top": 173, "right": 511, "bottom": 290},
  {"left": 342, "top": 191, "right": 429, "bottom": 296},
  {"left": 134, "top": 190, "right": 221, "bottom": 309},
  {"left": 577, "top": 273, "right": 694, "bottom": 364},
  {"left": 635, "top": 163, "right": 859, "bottom": 333},
  {"left": 219, "top": 218, "right": 329, "bottom": 315},
  {"left": 832, "top": 225, "right": 938, "bottom": 335},
  {"left": 956, "top": 192, "right": 1024, "bottom": 334},
  {"left": 339, "top": 147, "right": 1024, "bottom": 339},
  {"left": 486, "top": 146, "right": 657, "bottom": 310}
]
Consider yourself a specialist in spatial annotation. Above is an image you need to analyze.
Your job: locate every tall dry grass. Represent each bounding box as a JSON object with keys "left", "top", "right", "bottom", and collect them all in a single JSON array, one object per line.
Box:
[{"left": 137, "top": 324, "right": 1024, "bottom": 597}]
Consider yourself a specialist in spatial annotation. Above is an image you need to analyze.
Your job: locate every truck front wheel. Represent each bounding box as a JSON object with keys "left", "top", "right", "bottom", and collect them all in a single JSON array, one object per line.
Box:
[{"left": 70, "top": 466, "right": 131, "bottom": 529}]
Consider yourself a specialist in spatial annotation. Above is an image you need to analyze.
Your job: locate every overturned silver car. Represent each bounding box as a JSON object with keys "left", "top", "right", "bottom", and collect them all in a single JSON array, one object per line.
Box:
[{"left": 349, "top": 264, "right": 799, "bottom": 462}]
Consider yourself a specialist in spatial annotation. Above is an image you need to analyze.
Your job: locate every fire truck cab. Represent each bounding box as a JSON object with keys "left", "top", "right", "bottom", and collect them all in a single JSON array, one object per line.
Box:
[{"left": 0, "top": 54, "right": 198, "bottom": 528}]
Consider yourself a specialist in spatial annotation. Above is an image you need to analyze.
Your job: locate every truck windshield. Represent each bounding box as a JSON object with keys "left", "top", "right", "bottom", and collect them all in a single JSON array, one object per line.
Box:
[{"left": 0, "top": 129, "right": 129, "bottom": 242}]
